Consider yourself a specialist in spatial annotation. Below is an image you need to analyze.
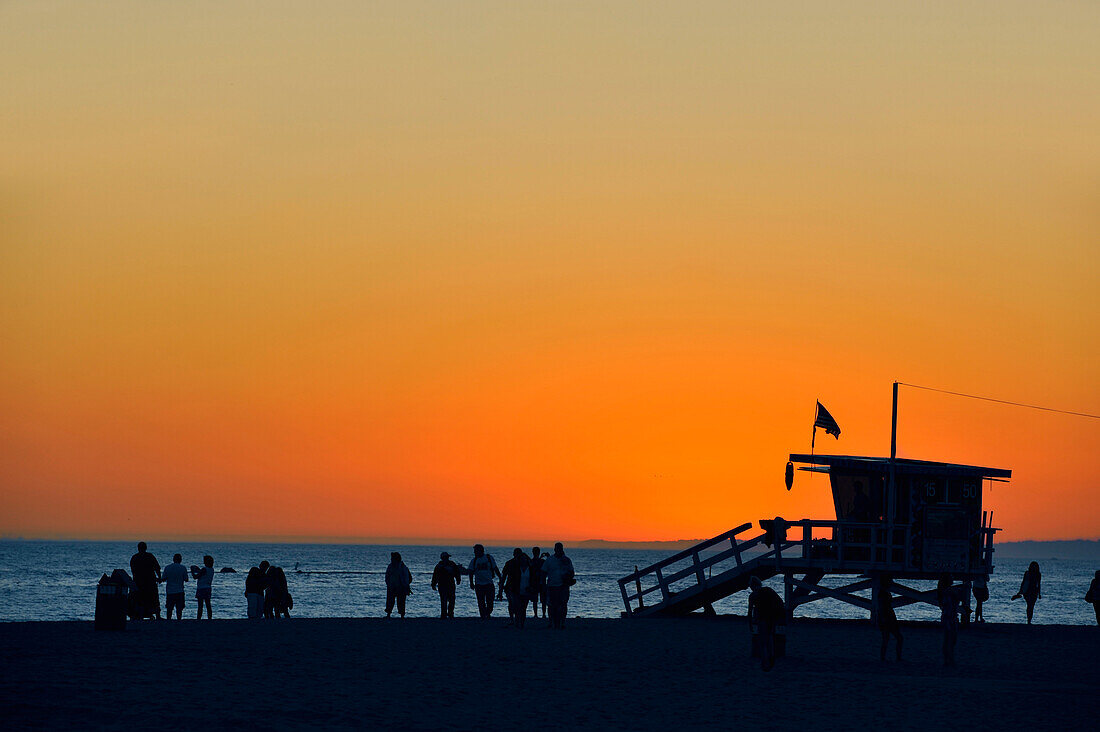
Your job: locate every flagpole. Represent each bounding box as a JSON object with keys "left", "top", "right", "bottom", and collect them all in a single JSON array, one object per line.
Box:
[
  {"left": 890, "top": 381, "right": 898, "bottom": 461},
  {"left": 810, "top": 425, "right": 816, "bottom": 484},
  {"left": 811, "top": 399, "right": 817, "bottom": 460},
  {"left": 888, "top": 381, "right": 898, "bottom": 524}
]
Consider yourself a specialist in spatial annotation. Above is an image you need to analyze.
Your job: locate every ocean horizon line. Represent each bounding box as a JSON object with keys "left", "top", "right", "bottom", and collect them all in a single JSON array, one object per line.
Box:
[
  {"left": 2, "top": 534, "right": 1098, "bottom": 558},
  {"left": 0, "top": 534, "right": 706, "bottom": 549}
]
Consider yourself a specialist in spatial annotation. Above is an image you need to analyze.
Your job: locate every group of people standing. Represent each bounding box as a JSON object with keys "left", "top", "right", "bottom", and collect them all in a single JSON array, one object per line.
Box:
[
  {"left": 244, "top": 561, "right": 292, "bottom": 619},
  {"left": 124, "top": 541, "right": 576, "bottom": 624},
  {"left": 387, "top": 542, "right": 576, "bottom": 628},
  {"left": 129, "top": 543, "right": 218, "bottom": 620},
  {"left": 125, "top": 542, "right": 291, "bottom": 621}
]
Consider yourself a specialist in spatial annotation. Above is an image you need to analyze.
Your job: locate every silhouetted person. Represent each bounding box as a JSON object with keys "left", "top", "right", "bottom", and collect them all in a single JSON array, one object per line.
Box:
[
  {"left": 130, "top": 542, "right": 162, "bottom": 620},
  {"left": 960, "top": 579, "right": 972, "bottom": 627},
  {"left": 162, "top": 553, "right": 188, "bottom": 620},
  {"left": 938, "top": 574, "right": 959, "bottom": 667},
  {"left": 1012, "top": 562, "right": 1041, "bottom": 624},
  {"left": 385, "top": 552, "right": 412, "bottom": 618},
  {"left": 268, "top": 566, "right": 291, "bottom": 618},
  {"left": 761, "top": 516, "right": 788, "bottom": 550},
  {"left": 748, "top": 576, "right": 784, "bottom": 671},
  {"left": 1086, "top": 570, "right": 1100, "bottom": 625},
  {"left": 496, "top": 548, "right": 517, "bottom": 624},
  {"left": 191, "top": 555, "right": 215, "bottom": 620},
  {"left": 468, "top": 544, "right": 500, "bottom": 619},
  {"left": 973, "top": 575, "right": 988, "bottom": 623},
  {"left": 431, "top": 552, "right": 460, "bottom": 619},
  {"left": 529, "top": 547, "right": 546, "bottom": 619},
  {"left": 245, "top": 561, "right": 269, "bottom": 619},
  {"left": 876, "top": 577, "right": 902, "bottom": 661},
  {"left": 499, "top": 548, "right": 534, "bottom": 629},
  {"left": 263, "top": 563, "right": 278, "bottom": 618},
  {"left": 541, "top": 543, "right": 575, "bottom": 630}
]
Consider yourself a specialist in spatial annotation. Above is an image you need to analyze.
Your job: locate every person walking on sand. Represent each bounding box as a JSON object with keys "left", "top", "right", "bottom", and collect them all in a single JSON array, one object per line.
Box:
[
  {"left": 938, "top": 574, "right": 959, "bottom": 667},
  {"left": 191, "top": 555, "right": 215, "bottom": 620},
  {"left": 385, "top": 552, "right": 412, "bottom": 618},
  {"left": 162, "top": 553, "right": 188, "bottom": 621},
  {"left": 499, "top": 548, "right": 533, "bottom": 629},
  {"left": 748, "top": 576, "right": 784, "bottom": 671},
  {"left": 876, "top": 577, "right": 902, "bottom": 661},
  {"left": 130, "top": 542, "right": 162, "bottom": 620},
  {"left": 431, "top": 552, "right": 460, "bottom": 619},
  {"left": 245, "top": 561, "right": 269, "bottom": 620},
  {"left": 468, "top": 544, "right": 500, "bottom": 619},
  {"left": 973, "top": 575, "right": 989, "bottom": 623},
  {"left": 1012, "top": 562, "right": 1042, "bottom": 624},
  {"left": 541, "top": 543, "right": 575, "bottom": 630}
]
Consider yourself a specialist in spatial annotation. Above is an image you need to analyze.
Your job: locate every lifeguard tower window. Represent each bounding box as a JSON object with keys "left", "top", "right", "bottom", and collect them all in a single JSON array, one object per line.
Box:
[{"left": 831, "top": 474, "right": 886, "bottom": 522}]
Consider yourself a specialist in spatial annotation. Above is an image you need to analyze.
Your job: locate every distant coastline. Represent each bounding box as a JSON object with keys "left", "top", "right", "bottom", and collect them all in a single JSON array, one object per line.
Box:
[
  {"left": 992, "top": 539, "right": 1100, "bottom": 561},
  {"left": 1, "top": 536, "right": 1097, "bottom": 558},
  {"left": 524, "top": 538, "right": 1100, "bottom": 560},
  {"left": 574, "top": 539, "right": 1100, "bottom": 559}
]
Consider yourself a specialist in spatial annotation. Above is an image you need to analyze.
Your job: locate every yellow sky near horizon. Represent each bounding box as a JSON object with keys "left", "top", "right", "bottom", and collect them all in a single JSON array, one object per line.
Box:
[{"left": 1, "top": 1, "right": 1098, "bottom": 543}]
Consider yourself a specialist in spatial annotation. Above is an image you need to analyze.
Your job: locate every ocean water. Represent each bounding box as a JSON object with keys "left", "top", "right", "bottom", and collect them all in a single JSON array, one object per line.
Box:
[{"left": 0, "top": 540, "right": 1096, "bottom": 624}]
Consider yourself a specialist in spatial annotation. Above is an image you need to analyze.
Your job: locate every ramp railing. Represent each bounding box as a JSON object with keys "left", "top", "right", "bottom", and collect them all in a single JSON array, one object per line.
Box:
[
  {"left": 618, "top": 520, "right": 929, "bottom": 616},
  {"left": 617, "top": 522, "right": 759, "bottom": 616},
  {"left": 618, "top": 519, "right": 1000, "bottom": 616}
]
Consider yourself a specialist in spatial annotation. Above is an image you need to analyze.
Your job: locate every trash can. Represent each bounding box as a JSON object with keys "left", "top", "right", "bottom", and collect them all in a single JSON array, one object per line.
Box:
[{"left": 95, "top": 582, "right": 128, "bottom": 631}]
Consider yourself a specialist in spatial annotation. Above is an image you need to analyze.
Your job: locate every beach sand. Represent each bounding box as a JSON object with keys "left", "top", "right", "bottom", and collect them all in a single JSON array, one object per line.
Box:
[{"left": 1, "top": 616, "right": 1095, "bottom": 730}]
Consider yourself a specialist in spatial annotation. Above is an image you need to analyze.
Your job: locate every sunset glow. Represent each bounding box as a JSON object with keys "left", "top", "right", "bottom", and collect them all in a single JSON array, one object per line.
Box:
[{"left": 2, "top": 2, "right": 1097, "bottom": 543}]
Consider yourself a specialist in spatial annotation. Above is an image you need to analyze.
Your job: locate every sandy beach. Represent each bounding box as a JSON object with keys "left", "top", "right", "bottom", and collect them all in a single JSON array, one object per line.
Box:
[{"left": 1, "top": 616, "right": 1095, "bottom": 730}]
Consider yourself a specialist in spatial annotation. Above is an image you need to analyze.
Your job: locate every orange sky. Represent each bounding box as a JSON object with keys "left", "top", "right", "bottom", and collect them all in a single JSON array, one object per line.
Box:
[{"left": 2, "top": 2, "right": 1098, "bottom": 543}]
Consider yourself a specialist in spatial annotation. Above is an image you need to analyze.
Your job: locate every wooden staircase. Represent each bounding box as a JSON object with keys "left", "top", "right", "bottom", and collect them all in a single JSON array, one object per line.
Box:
[
  {"left": 617, "top": 522, "right": 784, "bottom": 617},
  {"left": 618, "top": 519, "right": 997, "bottom": 617}
]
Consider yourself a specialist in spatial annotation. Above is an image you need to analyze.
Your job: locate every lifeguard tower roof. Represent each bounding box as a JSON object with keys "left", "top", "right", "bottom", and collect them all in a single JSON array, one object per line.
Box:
[{"left": 789, "top": 454, "right": 1011, "bottom": 480}]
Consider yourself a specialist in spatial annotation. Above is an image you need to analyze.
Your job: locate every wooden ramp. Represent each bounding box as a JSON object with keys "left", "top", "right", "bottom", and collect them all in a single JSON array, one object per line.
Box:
[
  {"left": 617, "top": 523, "right": 783, "bottom": 618},
  {"left": 618, "top": 519, "right": 996, "bottom": 618}
]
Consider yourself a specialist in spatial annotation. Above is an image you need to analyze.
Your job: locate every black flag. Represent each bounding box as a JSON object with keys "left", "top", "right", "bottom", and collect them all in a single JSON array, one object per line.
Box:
[
  {"left": 814, "top": 402, "right": 841, "bottom": 439},
  {"left": 811, "top": 401, "right": 841, "bottom": 451}
]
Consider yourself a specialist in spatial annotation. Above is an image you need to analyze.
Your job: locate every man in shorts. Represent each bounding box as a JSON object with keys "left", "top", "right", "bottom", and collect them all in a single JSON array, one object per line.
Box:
[
  {"left": 162, "top": 553, "right": 188, "bottom": 620},
  {"left": 468, "top": 544, "right": 500, "bottom": 618}
]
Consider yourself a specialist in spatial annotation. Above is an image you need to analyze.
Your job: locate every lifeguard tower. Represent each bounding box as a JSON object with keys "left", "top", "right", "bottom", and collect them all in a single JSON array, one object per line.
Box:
[{"left": 618, "top": 387, "right": 1010, "bottom": 618}]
